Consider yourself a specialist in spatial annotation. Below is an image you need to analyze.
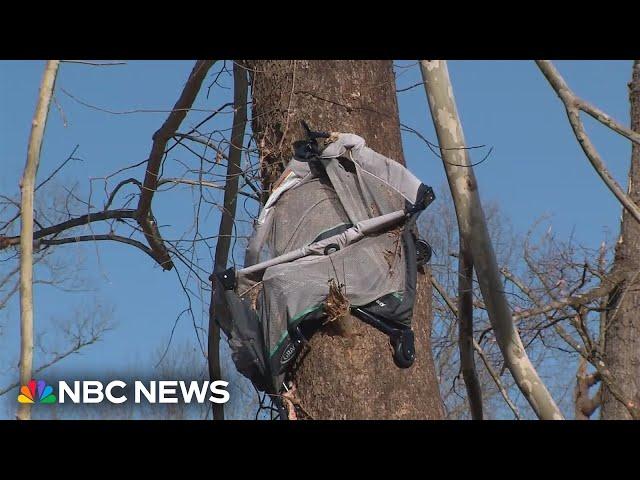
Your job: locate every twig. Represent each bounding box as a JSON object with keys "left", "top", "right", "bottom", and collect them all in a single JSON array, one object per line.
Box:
[
  {"left": 472, "top": 339, "right": 522, "bottom": 420},
  {"left": 61, "top": 60, "right": 127, "bottom": 67},
  {"left": 35, "top": 144, "right": 81, "bottom": 192},
  {"left": 0, "top": 331, "right": 102, "bottom": 397}
]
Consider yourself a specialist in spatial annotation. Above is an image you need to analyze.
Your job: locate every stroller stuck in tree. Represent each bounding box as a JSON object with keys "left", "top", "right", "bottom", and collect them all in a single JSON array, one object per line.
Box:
[{"left": 211, "top": 122, "right": 435, "bottom": 417}]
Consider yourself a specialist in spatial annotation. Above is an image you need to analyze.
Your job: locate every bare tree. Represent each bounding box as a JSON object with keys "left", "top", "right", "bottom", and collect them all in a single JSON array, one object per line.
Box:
[
  {"left": 0, "top": 303, "right": 113, "bottom": 400},
  {"left": 421, "top": 60, "right": 563, "bottom": 420},
  {"left": 1, "top": 60, "right": 261, "bottom": 419},
  {"left": 8, "top": 59, "right": 635, "bottom": 421},
  {"left": 17, "top": 60, "right": 60, "bottom": 420},
  {"left": 537, "top": 59, "right": 640, "bottom": 419}
]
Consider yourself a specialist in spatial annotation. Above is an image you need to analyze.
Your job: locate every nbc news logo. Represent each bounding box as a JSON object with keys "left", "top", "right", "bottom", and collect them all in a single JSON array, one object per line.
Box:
[{"left": 17, "top": 379, "right": 229, "bottom": 405}]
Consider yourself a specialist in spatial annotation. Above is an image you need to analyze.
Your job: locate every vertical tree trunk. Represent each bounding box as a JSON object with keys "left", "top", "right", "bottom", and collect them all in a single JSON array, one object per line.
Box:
[
  {"left": 17, "top": 60, "right": 59, "bottom": 420},
  {"left": 208, "top": 63, "right": 248, "bottom": 420},
  {"left": 420, "top": 60, "right": 563, "bottom": 420},
  {"left": 602, "top": 60, "right": 640, "bottom": 420},
  {"left": 247, "top": 60, "right": 444, "bottom": 419}
]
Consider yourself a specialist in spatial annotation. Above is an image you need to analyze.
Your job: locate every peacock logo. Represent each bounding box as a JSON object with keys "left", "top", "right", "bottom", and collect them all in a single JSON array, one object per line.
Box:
[{"left": 17, "top": 380, "right": 57, "bottom": 404}]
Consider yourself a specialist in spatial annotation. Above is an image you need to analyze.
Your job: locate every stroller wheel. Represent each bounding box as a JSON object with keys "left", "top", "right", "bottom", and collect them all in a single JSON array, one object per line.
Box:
[
  {"left": 391, "top": 329, "right": 415, "bottom": 368},
  {"left": 416, "top": 239, "right": 432, "bottom": 266}
]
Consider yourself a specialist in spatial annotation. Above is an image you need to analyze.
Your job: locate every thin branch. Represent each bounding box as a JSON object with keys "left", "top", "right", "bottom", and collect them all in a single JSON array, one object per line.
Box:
[
  {"left": 36, "top": 234, "right": 161, "bottom": 264},
  {"left": 512, "top": 268, "right": 624, "bottom": 321},
  {"left": 172, "top": 133, "right": 261, "bottom": 196},
  {"left": 0, "top": 330, "right": 103, "bottom": 397},
  {"left": 61, "top": 60, "right": 127, "bottom": 67},
  {"left": 536, "top": 60, "right": 640, "bottom": 224},
  {"left": 104, "top": 178, "right": 142, "bottom": 210},
  {"left": 458, "top": 248, "right": 483, "bottom": 419},
  {"left": 136, "top": 60, "right": 216, "bottom": 270},
  {"left": 577, "top": 98, "right": 640, "bottom": 146},
  {"left": 157, "top": 178, "right": 259, "bottom": 201},
  {"left": 0, "top": 209, "right": 138, "bottom": 250},
  {"left": 473, "top": 339, "right": 522, "bottom": 420},
  {"left": 36, "top": 144, "right": 80, "bottom": 192},
  {"left": 209, "top": 62, "right": 249, "bottom": 421}
]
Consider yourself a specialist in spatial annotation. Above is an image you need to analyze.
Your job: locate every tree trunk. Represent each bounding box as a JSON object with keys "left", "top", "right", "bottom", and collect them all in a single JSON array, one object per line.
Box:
[
  {"left": 17, "top": 60, "right": 60, "bottom": 420},
  {"left": 602, "top": 60, "right": 640, "bottom": 420},
  {"left": 208, "top": 63, "right": 248, "bottom": 420},
  {"left": 247, "top": 60, "right": 444, "bottom": 419},
  {"left": 421, "top": 60, "right": 563, "bottom": 420}
]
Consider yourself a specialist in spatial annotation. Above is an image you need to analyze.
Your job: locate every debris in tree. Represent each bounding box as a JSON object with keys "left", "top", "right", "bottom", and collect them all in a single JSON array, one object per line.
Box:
[
  {"left": 211, "top": 129, "right": 436, "bottom": 410},
  {"left": 282, "top": 384, "right": 299, "bottom": 420},
  {"left": 325, "top": 278, "right": 350, "bottom": 323}
]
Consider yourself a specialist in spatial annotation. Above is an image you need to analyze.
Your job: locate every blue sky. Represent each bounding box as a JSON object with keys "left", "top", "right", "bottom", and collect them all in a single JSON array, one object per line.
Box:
[{"left": 0, "top": 60, "right": 634, "bottom": 419}]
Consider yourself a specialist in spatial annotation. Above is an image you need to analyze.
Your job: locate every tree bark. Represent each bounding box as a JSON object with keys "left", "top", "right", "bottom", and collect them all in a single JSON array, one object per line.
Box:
[
  {"left": 17, "top": 60, "right": 59, "bottom": 420},
  {"left": 602, "top": 60, "right": 640, "bottom": 420},
  {"left": 208, "top": 63, "right": 248, "bottom": 420},
  {"left": 420, "top": 60, "right": 563, "bottom": 420},
  {"left": 247, "top": 60, "right": 444, "bottom": 419}
]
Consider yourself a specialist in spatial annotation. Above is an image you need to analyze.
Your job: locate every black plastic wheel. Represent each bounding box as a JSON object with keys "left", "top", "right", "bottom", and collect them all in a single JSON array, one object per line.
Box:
[
  {"left": 391, "top": 329, "right": 415, "bottom": 368},
  {"left": 415, "top": 239, "right": 432, "bottom": 266}
]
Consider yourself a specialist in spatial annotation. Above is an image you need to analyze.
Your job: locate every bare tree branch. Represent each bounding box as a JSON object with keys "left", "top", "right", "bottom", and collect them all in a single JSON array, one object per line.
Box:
[
  {"left": 536, "top": 60, "right": 640, "bottom": 225},
  {"left": 512, "top": 268, "right": 624, "bottom": 321},
  {"left": 208, "top": 63, "right": 249, "bottom": 421},
  {"left": 36, "top": 234, "right": 160, "bottom": 263},
  {"left": 36, "top": 144, "right": 81, "bottom": 192},
  {"left": 458, "top": 247, "right": 483, "bottom": 419},
  {"left": 61, "top": 60, "right": 127, "bottom": 67},
  {"left": 501, "top": 262, "right": 639, "bottom": 419},
  {"left": 0, "top": 209, "right": 138, "bottom": 250},
  {"left": 172, "top": 133, "right": 261, "bottom": 197},
  {"left": 0, "top": 322, "right": 106, "bottom": 397},
  {"left": 136, "top": 60, "right": 216, "bottom": 271},
  {"left": 103, "top": 178, "right": 142, "bottom": 211},
  {"left": 157, "top": 178, "right": 259, "bottom": 201}
]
